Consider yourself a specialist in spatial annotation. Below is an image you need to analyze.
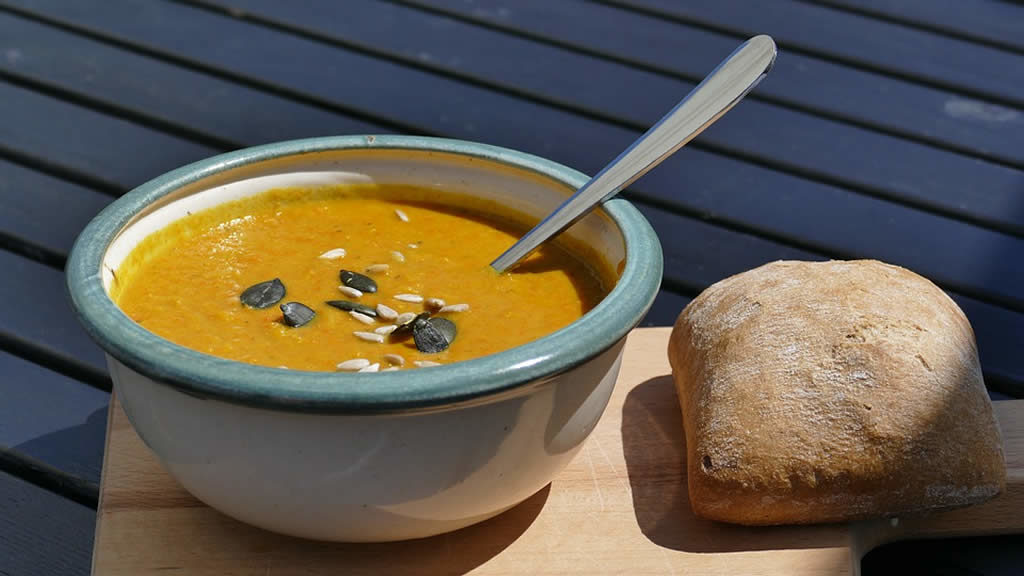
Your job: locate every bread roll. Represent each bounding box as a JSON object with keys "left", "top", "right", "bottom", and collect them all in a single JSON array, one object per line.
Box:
[{"left": 668, "top": 260, "right": 1005, "bottom": 525}]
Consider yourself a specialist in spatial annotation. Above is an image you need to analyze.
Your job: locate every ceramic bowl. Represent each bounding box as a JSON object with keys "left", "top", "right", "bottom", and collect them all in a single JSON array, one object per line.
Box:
[{"left": 67, "top": 135, "right": 663, "bottom": 542}]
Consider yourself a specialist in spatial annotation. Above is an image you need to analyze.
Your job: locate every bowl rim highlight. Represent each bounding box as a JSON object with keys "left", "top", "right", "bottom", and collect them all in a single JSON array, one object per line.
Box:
[{"left": 66, "top": 135, "right": 663, "bottom": 414}]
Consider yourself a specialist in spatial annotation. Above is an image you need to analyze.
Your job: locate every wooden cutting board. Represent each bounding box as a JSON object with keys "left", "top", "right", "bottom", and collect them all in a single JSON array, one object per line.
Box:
[{"left": 91, "top": 328, "right": 1024, "bottom": 575}]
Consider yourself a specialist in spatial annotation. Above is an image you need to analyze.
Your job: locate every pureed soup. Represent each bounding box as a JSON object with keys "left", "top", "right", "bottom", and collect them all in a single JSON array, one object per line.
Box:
[{"left": 111, "top": 184, "right": 615, "bottom": 372}]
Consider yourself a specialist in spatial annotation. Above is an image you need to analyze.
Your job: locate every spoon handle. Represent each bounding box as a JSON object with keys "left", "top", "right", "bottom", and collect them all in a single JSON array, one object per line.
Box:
[{"left": 491, "top": 35, "right": 777, "bottom": 273}]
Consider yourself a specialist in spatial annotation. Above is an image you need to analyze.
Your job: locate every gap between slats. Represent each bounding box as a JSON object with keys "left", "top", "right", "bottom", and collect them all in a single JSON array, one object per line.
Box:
[
  {"left": 802, "top": 0, "right": 1024, "bottom": 56},
  {"left": 0, "top": 446, "right": 99, "bottom": 509}
]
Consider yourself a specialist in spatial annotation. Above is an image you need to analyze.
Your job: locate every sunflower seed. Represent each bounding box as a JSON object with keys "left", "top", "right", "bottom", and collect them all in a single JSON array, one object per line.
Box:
[
  {"left": 337, "top": 358, "right": 371, "bottom": 371},
  {"left": 382, "top": 353, "right": 405, "bottom": 366},
  {"left": 374, "top": 325, "right": 398, "bottom": 335},
  {"left": 365, "top": 263, "right": 390, "bottom": 274},
  {"left": 349, "top": 311, "right": 375, "bottom": 325},
  {"left": 358, "top": 362, "right": 381, "bottom": 373},
  {"left": 439, "top": 303, "right": 470, "bottom": 313},
  {"left": 395, "top": 209, "right": 409, "bottom": 222},
  {"left": 425, "top": 298, "right": 446, "bottom": 311},
  {"left": 395, "top": 312, "right": 417, "bottom": 325},
  {"left": 240, "top": 278, "right": 286, "bottom": 309},
  {"left": 390, "top": 250, "right": 406, "bottom": 262},
  {"left": 326, "top": 300, "right": 376, "bottom": 316},
  {"left": 318, "top": 248, "right": 346, "bottom": 260},
  {"left": 340, "top": 269, "right": 378, "bottom": 293},
  {"left": 381, "top": 366, "right": 401, "bottom": 372},
  {"left": 280, "top": 302, "right": 315, "bottom": 327},
  {"left": 338, "top": 286, "right": 363, "bottom": 298},
  {"left": 413, "top": 316, "right": 456, "bottom": 353},
  {"left": 407, "top": 243, "right": 419, "bottom": 249},
  {"left": 394, "top": 293, "right": 424, "bottom": 303},
  {"left": 376, "top": 303, "right": 399, "bottom": 321},
  {"left": 353, "top": 331, "right": 385, "bottom": 343},
  {"left": 414, "top": 360, "right": 443, "bottom": 368}
]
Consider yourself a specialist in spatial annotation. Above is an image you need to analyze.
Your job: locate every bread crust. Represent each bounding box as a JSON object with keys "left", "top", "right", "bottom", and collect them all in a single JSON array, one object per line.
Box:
[{"left": 668, "top": 260, "right": 1006, "bottom": 525}]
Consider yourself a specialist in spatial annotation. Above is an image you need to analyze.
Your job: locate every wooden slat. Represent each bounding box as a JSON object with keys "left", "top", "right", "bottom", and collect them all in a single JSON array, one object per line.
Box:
[
  {"left": 812, "top": 0, "right": 1024, "bottom": 53},
  {"left": 610, "top": 0, "right": 1024, "bottom": 109},
  {"left": 0, "top": 350, "right": 108, "bottom": 483},
  {"left": 0, "top": 79, "right": 217, "bottom": 192},
  {"left": 3, "top": 2, "right": 1023, "bottom": 316},
  {"left": 0, "top": 470, "right": 94, "bottom": 576},
  {"left": 0, "top": 11, "right": 384, "bottom": 149},
  {"left": 0, "top": 248, "right": 108, "bottom": 377},
  {"left": 402, "top": 0, "right": 1024, "bottom": 169},
  {"left": 199, "top": 0, "right": 1024, "bottom": 238},
  {"left": 0, "top": 158, "right": 112, "bottom": 261}
]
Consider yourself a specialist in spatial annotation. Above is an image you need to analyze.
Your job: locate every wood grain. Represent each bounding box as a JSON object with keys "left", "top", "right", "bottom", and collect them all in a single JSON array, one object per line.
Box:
[{"left": 92, "top": 328, "right": 1024, "bottom": 575}]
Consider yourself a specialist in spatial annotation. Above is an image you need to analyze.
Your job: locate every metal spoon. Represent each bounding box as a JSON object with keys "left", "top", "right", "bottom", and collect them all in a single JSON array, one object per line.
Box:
[{"left": 490, "top": 35, "right": 777, "bottom": 273}]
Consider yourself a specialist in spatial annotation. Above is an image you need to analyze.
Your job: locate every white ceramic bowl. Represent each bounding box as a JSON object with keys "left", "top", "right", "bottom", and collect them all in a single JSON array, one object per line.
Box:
[{"left": 67, "top": 136, "right": 663, "bottom": 541}]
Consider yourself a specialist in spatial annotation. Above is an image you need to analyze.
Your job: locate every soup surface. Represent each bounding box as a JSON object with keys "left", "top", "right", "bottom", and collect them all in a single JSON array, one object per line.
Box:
[{"left": 112, "top": 184, "right": 613, "bottom": 372}]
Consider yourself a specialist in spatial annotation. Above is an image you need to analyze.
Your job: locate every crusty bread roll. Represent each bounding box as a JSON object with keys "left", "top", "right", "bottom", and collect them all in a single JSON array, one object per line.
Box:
[{"left": 668, "top": 260, "right": 1005, "bottom": 525}]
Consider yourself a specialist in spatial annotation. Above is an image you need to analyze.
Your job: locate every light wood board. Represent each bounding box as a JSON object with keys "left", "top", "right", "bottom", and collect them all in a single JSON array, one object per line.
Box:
[{"left": 91, "top": 328, "right": 1024, "bottom": 575}]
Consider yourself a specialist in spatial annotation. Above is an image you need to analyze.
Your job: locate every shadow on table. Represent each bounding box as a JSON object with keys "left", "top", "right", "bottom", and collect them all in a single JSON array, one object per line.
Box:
[
  {"left": 13, "top": 405, "right": 108, "bottom": 484},
  {"left": 619, "top": 375, "right": 848, "bottom": 553}
]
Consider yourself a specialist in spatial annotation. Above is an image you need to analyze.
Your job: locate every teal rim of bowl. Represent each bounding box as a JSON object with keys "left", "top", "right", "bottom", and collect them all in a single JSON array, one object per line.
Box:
[{"left": 66, "top": 135, "right": 663, "bottom": 414}]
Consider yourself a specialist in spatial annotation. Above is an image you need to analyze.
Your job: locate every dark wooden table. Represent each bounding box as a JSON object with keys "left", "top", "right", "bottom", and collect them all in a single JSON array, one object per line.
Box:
[{"left": 1, "top": 1, "right": 1021, "bottom": 574}]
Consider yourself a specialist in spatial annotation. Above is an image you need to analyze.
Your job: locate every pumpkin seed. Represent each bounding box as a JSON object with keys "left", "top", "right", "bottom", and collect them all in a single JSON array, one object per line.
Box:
[
  {"left": 325, "top": 300, "right": 377, "bottom": 316},
  {"left": 338, "top": 286, "right": 363, "bottom": 299},
  {"left": 376, "top": 303, "right": 399, "bottom": 321},
  {"left": 394, "top": 293, "right": 424, "bottom": 303},
  {"left": 349, "top": 311, "right": 375, "bottom": 325},
  {"left": 353, "top": 331, "right": 385, "bottom": 343},
  {"left": 395, "top": 209, "right": 409, "bottom": 222},
  {"left": 439, "top": 303, "right": 470, "bottom": 313},
  {"left": 280, "top": 302, "right": 315, "bottom": 327},
  {"left": 340, "top": 269, "right": 378, "bottom": 293},
  {"left": 240, "top": 278, "right": 285, "bottom": 309},
  {"left": 382, "top": 353, "right": 405, "bottom": 366},
  {"left": 319, "top": 248, "right": 346, "bottom": 260},
  {"left": 358, "top": 363, "right": 381, "bottom": 373},
  {"left": 337, "top": 358, "right": 370, "bottom": 371},
  {"left": 413, "top": 316, "right": 456, "bottom": 353}
]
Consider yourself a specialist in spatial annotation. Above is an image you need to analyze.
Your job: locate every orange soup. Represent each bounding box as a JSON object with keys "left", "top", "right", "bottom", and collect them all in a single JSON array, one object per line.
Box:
[{"left": 112, "top": 184, "right": 613, "bottom": 372}]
